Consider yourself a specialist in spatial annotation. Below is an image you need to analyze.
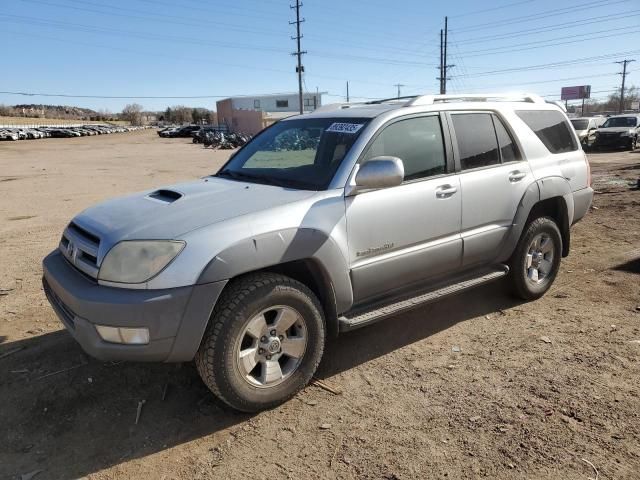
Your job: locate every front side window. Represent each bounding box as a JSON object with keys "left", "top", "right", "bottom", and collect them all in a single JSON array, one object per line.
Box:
[
  {"left": 451, "top": 113, "right": 500, "bottom": 170},
  {"left": 218, "top": 117, "right": 370, "bottom": 190},
  {"left": 363, "top": 116, "right": 446, "bottom": 181},
  {"left": 516, "top": 110, "right": 577, "bottom": 153}
]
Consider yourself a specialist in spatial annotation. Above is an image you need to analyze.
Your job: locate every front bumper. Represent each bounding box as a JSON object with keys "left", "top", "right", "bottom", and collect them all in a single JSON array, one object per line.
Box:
[
  {"left": 592, "top": 134, "right": 632, "bottom": 148},
  {"left": 42, "top": 250, "right": 226, "bottom": 362}
]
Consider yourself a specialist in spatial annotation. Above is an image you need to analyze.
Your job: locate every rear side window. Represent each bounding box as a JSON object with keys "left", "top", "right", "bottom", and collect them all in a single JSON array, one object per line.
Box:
[
  {"left": 364, "top": 115, "right": 446, "bottom": 181},
  {"left": 493, "top": 115, "right": 520, "bottom": 163},
  {"left": 516, "top": 110, "right": 577, "bottom": 154},
  {"left": 451, "top": 113, "right": 500, "bottom": 170}
]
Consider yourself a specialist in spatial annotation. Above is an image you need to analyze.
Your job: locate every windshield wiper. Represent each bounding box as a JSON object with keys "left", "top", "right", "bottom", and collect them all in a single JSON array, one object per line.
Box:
[{"left": 217, "top": 170, "right": 314, "bottom": 190}]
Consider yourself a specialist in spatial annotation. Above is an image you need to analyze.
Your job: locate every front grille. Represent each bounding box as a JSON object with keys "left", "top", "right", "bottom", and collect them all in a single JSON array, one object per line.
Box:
[
  {"left": 595, "top": 133, "right": 622, "bottom": 145},
  {"left": 43, "top": 278, "right": 76, "bottom": 330},
  {"left": 59, "top": 222, "right": 101, "bottom": 279}
]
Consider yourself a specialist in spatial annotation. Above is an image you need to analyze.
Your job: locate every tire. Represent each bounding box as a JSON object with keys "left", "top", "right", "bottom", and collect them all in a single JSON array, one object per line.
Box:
[
  {"left": 509, "top": 217, "right": 562, "bottom": 301},
  {"left": 195, "top": 272, "right": 325, "bottom": 412}
]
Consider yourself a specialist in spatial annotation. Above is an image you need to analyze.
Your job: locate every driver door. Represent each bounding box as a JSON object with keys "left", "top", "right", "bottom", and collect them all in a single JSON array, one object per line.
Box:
[{"left": 345, "top": 114, "right": 462, "bottom": 304}]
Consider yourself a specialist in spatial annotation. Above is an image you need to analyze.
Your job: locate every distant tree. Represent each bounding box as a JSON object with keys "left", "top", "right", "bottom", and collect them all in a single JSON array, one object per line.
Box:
[
  {"left": 172, "top": 105, "right": 193, "bottom": 124},
  {"left": 122, "top": 103, "right": 144, "bottom": 125},
  {"left": 586, "top": 85, "right": 638, "bottom": 113}
]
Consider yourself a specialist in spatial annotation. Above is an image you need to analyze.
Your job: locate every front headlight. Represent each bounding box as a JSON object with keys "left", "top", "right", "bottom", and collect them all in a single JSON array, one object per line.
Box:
[
  {"left": 621, "top": 129, "right": 635, "bottom": 137},
  {"left": 98, "top": 240, "right": 185, "bottom": 284}
]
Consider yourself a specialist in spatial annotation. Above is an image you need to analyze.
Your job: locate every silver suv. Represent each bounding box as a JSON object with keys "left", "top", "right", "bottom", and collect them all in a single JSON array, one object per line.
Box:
[{"left": 43, "top": 93, "right": 593, "bottom": 412}]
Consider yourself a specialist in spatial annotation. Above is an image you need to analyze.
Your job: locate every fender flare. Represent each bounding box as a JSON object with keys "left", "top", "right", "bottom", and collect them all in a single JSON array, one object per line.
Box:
[
  {"left": 197, "top": 227, "right": 353, "bottom": 315},
  {"left": 497, "top": 176, "right": 573, "bottom": 262}
]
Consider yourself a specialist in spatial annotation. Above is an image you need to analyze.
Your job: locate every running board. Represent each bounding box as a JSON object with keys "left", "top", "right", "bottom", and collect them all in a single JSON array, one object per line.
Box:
[{"left": 339, "top": 265, "right": 509, "bottom": 332}]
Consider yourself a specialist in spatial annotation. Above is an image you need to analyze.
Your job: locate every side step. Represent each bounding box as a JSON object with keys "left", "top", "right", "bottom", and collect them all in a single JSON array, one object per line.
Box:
[{"left": 338, "top": 265, "right": 509, "bottom": 332}]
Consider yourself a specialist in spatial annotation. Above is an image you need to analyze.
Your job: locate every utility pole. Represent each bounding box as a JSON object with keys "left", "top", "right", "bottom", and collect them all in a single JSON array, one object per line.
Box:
[
  {"left": 438, "top": 29, "right": 444, "bottom": 94},
  {"left": 616, "top": 59, "right": 635, "bottom": 113},
  {"left": 290, "top": 0, "right": 306, "bottom": 114},
  {"left": 346, "top": 81, "right": 350, "bottom": 102},
  {"left": 444, "top": 16, "right": 449, "bottom": 94},
  {"left": 394, "top": 83, "right": 405, "bottom": 98},
  {"left": 437, "top": 17, "right": 454, "bottom": 95}
]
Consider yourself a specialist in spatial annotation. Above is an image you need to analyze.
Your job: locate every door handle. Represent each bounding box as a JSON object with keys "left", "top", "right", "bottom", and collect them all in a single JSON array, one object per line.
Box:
[
  {"left": 508, "top": 171, "right": 527, "bottom": 182},
  {"left": 436, "top": 185, "right": 458, "bottom": 198}
]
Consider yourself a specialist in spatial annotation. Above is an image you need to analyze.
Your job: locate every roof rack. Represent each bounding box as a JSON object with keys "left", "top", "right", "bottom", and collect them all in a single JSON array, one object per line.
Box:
[{"left": 405, "top": 93, "right": 546, "bottom": 107}]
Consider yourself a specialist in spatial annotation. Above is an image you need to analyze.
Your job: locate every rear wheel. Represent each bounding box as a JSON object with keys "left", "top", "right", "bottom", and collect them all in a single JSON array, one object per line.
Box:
[
  {"left": 195, "top": 272, "right": 325, "bottom": 412},
  {"left": 509, "top": 217, "right": 562, "bottom": 300}
]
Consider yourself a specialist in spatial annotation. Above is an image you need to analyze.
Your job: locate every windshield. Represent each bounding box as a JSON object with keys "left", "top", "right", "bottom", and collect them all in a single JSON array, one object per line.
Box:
[
  {"left": 217, "top": 117, "right": 370, "bottom": 190},
  {"left": 570, "top": 119, "right": 589, "bottom": 130},
  {"left": 601, "top": 117, "right": 638, "bottom": 128}
]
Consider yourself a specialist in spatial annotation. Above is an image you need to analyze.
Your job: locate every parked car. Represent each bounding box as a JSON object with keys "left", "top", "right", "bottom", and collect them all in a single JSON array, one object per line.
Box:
[
  {"left": 591, "top": 115, "right": 640, "bottom": 150},
  {"left": 570, "top": 117, "right": 605, "bottom": 148},
  {"left": 43, "top": 93, "right": 592, "bottom": 412},
  {"left": 174, "top": 125, "right": 201, "bottom": 137}
]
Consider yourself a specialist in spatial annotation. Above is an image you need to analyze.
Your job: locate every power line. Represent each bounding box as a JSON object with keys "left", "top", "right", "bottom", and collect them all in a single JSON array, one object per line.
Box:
[
  {"left": 452, "top": 49, "right": 640, "bottom": 78},
  {"left": 453, "top": 10, "right": 640, "bottom": 45},
  {"left": 0, "top": 14, "right": 436, "bottom": 68},
  {"left": 449, "top": 0, "right": 536, "bottom": 18},
  {"left": 459, "top": 26, "right": 640, "bottom": 59},
  {"left": 451, "top": 0, "right": 629, "bottom": 33}
]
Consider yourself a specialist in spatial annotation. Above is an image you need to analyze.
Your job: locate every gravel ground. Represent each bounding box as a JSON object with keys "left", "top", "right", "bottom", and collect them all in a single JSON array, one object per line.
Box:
[{"left": 0, "top": 130, "right": 639, "bottom": 480}]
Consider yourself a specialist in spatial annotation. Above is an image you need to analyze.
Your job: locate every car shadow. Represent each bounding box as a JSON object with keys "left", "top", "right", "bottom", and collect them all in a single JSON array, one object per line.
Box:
[{"left": 0, "top": 281, "right": 521, "bottom": 479}]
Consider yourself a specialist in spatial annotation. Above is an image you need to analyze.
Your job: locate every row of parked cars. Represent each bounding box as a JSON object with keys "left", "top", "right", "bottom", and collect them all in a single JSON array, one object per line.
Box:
[
  {"left": 158, "top": 124, "right": 252, "bottom": 149},
  {"left": 0, "top": 124, "right": 150, "bottom": 141},
  {"left": 570, "top": 114, "right": 640, "bottom": 150}
]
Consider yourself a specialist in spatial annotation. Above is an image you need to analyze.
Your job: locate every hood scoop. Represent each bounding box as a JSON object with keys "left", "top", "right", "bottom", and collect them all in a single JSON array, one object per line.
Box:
[{"left": 146, "top": 189, "right": 183, "bottom": 204}]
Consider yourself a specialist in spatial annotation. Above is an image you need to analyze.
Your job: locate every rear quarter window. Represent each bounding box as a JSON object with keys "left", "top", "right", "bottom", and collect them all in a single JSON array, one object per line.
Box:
[{"left": 516, "top": 110, "right": 578, "bottom": 154}]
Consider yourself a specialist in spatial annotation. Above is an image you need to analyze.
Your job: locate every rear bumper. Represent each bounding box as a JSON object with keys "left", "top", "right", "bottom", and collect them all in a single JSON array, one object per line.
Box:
[
  {"left": 572, "top": 187, "right": 594, "bottom": 225},
  {"left": 42, "top": 250, "right": 226, "bottom": 362}
]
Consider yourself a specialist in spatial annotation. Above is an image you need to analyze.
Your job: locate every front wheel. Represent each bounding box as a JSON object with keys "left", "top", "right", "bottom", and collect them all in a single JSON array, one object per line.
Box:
[
  {"left": 195, "top": 273, "right": 325, "bottom": 412},
  {"left": 509, "top": 217, "right": 562, "bottom": 301}
]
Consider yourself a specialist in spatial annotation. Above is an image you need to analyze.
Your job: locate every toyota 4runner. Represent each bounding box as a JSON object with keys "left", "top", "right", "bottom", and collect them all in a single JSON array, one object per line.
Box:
[{"left": 43, "top": 93, "right": 593, "bottom": 412}]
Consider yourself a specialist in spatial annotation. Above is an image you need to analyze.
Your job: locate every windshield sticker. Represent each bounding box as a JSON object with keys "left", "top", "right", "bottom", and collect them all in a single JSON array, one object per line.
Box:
[{"left": 326, "top": 122, "right": 364, "bottom": 134}]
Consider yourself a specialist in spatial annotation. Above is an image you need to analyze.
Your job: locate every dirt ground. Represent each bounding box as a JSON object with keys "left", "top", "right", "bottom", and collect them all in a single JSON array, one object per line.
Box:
[{"left": 1, "top": 130, "right": 639, "bottom": 480}]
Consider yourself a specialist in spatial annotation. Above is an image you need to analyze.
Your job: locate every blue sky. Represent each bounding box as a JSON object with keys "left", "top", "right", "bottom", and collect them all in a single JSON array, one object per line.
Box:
[{"left": 1, "top": 0, "right": 639, "bottom": 112}]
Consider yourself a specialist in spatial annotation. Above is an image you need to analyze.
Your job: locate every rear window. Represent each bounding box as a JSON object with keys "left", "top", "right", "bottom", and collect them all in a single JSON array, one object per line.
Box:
[{"left": 516, "top": 110, "right": 577, "bottom": 154}]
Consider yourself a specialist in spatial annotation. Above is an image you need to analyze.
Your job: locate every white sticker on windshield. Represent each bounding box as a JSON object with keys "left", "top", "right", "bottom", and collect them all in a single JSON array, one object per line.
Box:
[{"left": 326, "top": 122, "right": 364, "bottom": 134}]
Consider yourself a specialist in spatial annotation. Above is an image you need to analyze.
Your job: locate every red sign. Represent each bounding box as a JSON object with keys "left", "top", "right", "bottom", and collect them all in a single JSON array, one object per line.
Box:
[{"left": 561, "top": 85, "right": 591, "bottom": 100}]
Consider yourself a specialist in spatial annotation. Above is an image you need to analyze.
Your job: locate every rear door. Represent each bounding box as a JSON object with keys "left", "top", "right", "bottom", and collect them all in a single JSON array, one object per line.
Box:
[
  {"left": 448, "top": 112, "right": 533, "bottom": 268},
  {"left": 345, "top": 113, "right": 462, "bottom": 304}
]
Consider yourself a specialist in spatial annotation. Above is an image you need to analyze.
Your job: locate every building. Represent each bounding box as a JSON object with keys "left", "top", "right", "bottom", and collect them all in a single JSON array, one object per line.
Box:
[{"left": 216, "top": 92, "right": 323, "bottom": 135}]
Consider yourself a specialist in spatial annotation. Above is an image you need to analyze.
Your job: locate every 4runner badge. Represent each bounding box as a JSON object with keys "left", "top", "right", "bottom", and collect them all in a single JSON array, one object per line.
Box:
[{"left": 356, "top": 243, "right": 394, "bottom": 257}]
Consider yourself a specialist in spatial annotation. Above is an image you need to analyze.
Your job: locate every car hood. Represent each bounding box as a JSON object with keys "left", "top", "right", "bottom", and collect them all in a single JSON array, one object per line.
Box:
[{"left": 73, "top": 177, "right": 317, "bottom": 245}]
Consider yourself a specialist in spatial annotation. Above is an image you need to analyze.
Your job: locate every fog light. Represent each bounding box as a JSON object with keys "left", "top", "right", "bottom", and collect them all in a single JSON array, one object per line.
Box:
[{"left": 95, "top": 325, "right": 150, "bottom": 345}]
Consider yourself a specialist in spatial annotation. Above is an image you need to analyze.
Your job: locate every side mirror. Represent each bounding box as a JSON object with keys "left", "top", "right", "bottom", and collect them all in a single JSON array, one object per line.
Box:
[{"left": 354, "top": 156, "right": 404, "bottom": 191}]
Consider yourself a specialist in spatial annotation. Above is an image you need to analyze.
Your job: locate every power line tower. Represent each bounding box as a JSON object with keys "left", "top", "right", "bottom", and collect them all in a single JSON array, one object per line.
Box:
[
  {"left": 394, "top": 83, "right": 405, "bottom": 98},
  {"left": 615, "top": 59, "right": 635, "bottom": 113},
  {"left": 437, "top": 17, "right": 454, "bottom": 94},
  {"left": 290, "top": 0, "right": 307, "bottom": 114}
]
